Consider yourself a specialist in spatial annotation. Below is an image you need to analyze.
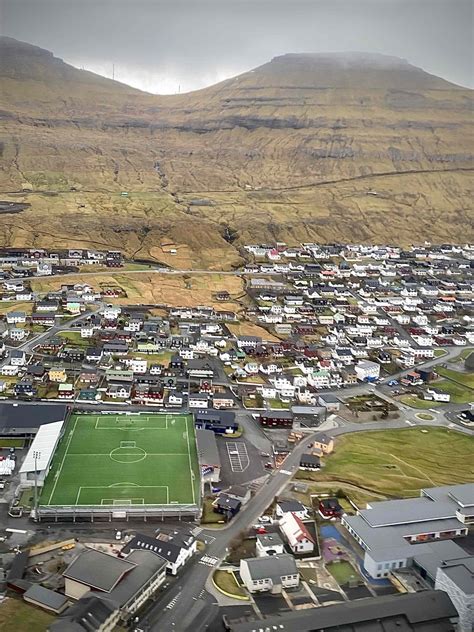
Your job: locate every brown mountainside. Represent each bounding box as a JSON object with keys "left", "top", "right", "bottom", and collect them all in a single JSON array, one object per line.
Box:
[{"left": 0, "top": 38, "right": 472, "bottom": 267}]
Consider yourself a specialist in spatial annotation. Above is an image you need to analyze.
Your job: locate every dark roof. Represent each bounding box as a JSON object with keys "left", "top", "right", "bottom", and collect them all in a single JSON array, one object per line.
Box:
[
  {"left": 0, "top": 403, "right": 68, "bottom": 434},
  {"left": 227, "top": 590, "right": 458, "bottom": 632},
  {"left": 260, "top": 410, "right": 293, "bottom": 420},
  {"left": 216, "top": 493, "right": 241, "bottom": 510},
  {"left": 277, "top": 499, "right": 306, "bottom": 512},
  {"left": 49, "top": 594, "right": 116, "bottom": 632},
  {"left": 63, "top": 549, "right": 136, "bottom": 592},
  {"left": 122, "top": 533, "right": 183, "bottom": 564},
  {"left": 7, "top": 551, "right": 29, "bottom": 581},
  {"left": 300, "top": 453, "right": 320, "bottom": 467},
  {"left": 24, "top": 584, "right": 69, "bottom": 612}
]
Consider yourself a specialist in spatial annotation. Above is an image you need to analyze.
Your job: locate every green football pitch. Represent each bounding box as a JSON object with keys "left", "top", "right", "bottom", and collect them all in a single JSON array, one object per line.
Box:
[{"left": 40, "top": 413, "right": 200, "bottom": 507}]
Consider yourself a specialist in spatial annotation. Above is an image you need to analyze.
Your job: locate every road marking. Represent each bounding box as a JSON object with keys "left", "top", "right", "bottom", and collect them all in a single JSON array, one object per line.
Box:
[
  {"left": 280, "top": 469, "right": 293, "bottom": 475},
  {"left": 166, "top": 596, "right": 179, "bottom": 610},
  {"left": 191, "top": 526, "right": 203, "bottom": 537},
  {"left": 199, "top": 555, "right": 219, "bottom": 567},
  {"left": 226, "top": 441, "right": 249, "bottom": 472}
]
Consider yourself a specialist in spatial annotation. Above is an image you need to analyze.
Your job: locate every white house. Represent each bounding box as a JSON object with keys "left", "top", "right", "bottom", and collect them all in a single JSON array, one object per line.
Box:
[
  {"left": 1, "top": 365, "right": 19, "bottom": 376},
  {"left": 276, "top": 500, "right": 309, "bottom": 521},
  {"left": 426, "top": 388, "right": 451, "bottom": 403},
  {"left": 279, "top": 512, "right": 316, "bottom": 555},
  {"left": 102, "top": 305, "right": 121, "bottom": 320},
  {"left": 189, "top": 394, "right": 209, "bottom": 409},
  {"left": 355, "top": 360, "right": 380, "bottom": 381},
  {"left": 9, "top": 327, "right": 27, "bottom": 342},
  {"left": 122, "top": 531, "right": 197, "bottom": 576},
  {"left": 6, "top": 311, "right": 27, "bottom": 325},
  {"left": 10, "top": 350, "right": 26, "bottom": 366},
  {"left": 240, "top": 555, "right": 299, "bottom": 594},
  {"left": 256, "top": 533, "right": 285, "bottom": 558}
]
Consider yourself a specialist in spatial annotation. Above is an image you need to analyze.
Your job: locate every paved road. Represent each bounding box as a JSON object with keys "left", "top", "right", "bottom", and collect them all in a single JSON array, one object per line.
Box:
[{"left": 137, "top": 429, "right": 322, "bottom": 631}]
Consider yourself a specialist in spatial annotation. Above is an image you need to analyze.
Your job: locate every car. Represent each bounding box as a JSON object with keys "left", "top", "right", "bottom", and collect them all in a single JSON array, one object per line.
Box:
[
  {"left": 258, "top": 516, "right": 272, "bottom": 524},
  {"left": 255, "top": 526, "right": 267, "bottom": 534},
  {"left": 264, "top": 462, "right": 274, "bottom": 470},
  {"left": 115, "top": 530, "right": 122, "bottom": 540},
  {"left": 259, "top": 452, "right": 270, "bottom": 458}
]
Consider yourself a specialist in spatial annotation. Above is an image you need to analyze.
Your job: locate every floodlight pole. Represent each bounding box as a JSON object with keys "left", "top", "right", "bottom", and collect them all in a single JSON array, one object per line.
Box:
[{"left": 33, "top": 449, "right": 41, "bottom": 521}]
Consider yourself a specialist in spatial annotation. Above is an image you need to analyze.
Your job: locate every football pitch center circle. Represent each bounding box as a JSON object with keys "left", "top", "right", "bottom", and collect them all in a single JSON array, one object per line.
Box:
[{"left": 110, "top": 446, "right": 147, "bottom": 464}]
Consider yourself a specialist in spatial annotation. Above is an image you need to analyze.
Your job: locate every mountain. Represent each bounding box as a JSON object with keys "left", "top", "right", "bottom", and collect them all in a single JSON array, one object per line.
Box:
[{"left": 0, "top": 37, "right": 472, "bottom": 268}]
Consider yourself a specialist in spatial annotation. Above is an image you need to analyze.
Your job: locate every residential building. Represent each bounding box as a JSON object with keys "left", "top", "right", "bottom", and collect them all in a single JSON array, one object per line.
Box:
[
  {"left": 276, "top": 500, "right": 309, "bottom": 520},
  {"left": 240, "top": 555, "right": 299, "bottom": 594},
  {"left": 256, "top": 533, "right": 285, "bottom": 557},
  {"left": 121, "top": 530, "right": 197, "bottom": 576},
  {"left": 279, "top": 512, "right": 316, "bottom": 554}
]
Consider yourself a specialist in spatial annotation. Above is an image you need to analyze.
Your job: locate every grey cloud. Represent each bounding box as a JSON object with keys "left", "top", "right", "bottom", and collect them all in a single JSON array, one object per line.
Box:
[{"left": 1, "top": 0, "right": 473, "bottom": 93}]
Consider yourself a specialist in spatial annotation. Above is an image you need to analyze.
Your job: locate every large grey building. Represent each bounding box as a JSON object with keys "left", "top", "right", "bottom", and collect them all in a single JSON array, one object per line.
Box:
[{"left": 342, "top": 484, "right": 473, "bottom": 579}]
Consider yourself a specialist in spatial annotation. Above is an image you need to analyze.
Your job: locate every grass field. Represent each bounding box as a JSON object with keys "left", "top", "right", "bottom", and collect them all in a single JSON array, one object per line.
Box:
[
  {"left": 40, "top": 413, "right": 200, "bottom": 507},
  {"left": 432, "top": 379, "right": 473, "bottom": 404},
  {"left": 399, "top": 395, "right": 441, "bottom": 409},
  {"left": 0, "top": 598, "right": 53, "bottom": 632},
  {"left": 435, "top": 366, "right": 474, "bottom": 389},
  {"left": 301, "top": 428, "right": 474, "bottom": 499},
  {"left": 327, "top": 561, "right": 359, "bottom": 585}
]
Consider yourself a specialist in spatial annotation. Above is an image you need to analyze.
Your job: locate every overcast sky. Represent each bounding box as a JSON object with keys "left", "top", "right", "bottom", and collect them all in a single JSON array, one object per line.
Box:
[{"left": 1, "top": 0, "right": 473, "bottom": 93}]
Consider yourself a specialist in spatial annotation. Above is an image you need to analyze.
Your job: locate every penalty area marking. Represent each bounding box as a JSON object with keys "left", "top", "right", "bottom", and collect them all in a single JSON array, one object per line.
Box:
[{"left": 76, "top": 484, "right": 170, "bottom": 505}]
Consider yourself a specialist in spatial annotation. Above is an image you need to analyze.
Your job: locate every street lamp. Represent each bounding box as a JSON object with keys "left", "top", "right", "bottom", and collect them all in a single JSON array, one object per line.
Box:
[{"left": 32, "top": 449, "right": 41, "bottom": 521}]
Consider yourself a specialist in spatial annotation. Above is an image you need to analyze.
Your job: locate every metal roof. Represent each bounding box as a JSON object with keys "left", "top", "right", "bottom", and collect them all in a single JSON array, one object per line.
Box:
[
  {"left": 228, "top": 590, "right": 457, "bottom": 632},
  {"left": 196, "top": 429, "right": 221, "bottom": 468},
  {"left": 19, "top": 420, "right": 65, "bottom": 474},
  {"left": 360, "top": 496, "right": 460, "bottom": 527}
]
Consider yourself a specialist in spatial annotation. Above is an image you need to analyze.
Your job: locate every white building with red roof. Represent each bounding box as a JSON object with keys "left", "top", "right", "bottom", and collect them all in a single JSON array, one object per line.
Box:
[{"left": 279, "top": 511, "right": 315, "bottom": 554}]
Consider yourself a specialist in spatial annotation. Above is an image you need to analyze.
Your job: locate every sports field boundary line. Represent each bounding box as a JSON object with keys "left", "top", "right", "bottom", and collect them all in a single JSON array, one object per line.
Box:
[
  {"left": 185, "top": 417, "right": 196, "bottom": 505},
  {"left": 76, "top": 484, "right": 170, "bottom": 506},
  {"left": 47, "top": 416, "right": 79, "bottom": 506}
]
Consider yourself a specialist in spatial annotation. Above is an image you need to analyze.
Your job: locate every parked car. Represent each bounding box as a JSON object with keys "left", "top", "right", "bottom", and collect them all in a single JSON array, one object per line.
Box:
[
  {"left": 258, "top": 516, "right": 272, "bottom": 524},
  {"left": 255, "top": 526, "right": 267, "bottom": 534},
  {"left": 115, "top": 530, "right": 122, "bottom": 540}
]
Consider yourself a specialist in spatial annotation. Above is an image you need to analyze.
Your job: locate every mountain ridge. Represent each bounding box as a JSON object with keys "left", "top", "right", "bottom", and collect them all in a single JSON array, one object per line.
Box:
[{"left": 0, "top": 37, "right": 472, "bottom": 268}]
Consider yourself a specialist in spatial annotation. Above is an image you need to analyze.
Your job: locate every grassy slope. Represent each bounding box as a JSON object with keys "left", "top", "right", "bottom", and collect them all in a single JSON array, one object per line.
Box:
[
  {"left": 306, "top": 428, "right": 474, "bottom": 498},
  {"left": 0, "top": 41, "right": 473, "bottom": 267},
  {"left": 0, "top": 598, "right": 53, "bottom": 632}
]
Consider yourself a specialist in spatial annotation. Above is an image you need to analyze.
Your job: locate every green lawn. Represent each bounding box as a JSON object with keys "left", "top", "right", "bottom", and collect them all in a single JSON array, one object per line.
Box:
[
  {"left": 327, "top": 561, "right": 359, "bottom": 585},
  {"left": 0, "top": 438, "right": 24, "bottom": 448},
  {"left": 0, "top": 598, "right": 54, "bottom": 632},
  {"left": 435, "top": 366, "right": 474, "bottom": 389},
  {"left": 305, "top": 428, "right": 474, "bottom": 499},
  {"left": 432, "top": 379, "right": 473, "bottom": 404},
  {"left": 265, "top": 398, "right": 290, "bottom": 410},
  {"left": 40, "top": 413, "right": 200, "bottom": 507},
  {"left": 201, "top": 497, "right": 225, "bottom": 525},
  {"left": 433, "top": 349, "right": 447, "bottom": 358},
  {"left": 57, "top": 331, "right": 89, "bottom": 347},
  {"left": 213, "top": 570, "right": 248, "bottom": 598},
  {"left": 449, "top": 349, "right": 473, "bottom": 363},
  {"left": 399, "top": 395, "right": 440, "bottom": 409}
]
